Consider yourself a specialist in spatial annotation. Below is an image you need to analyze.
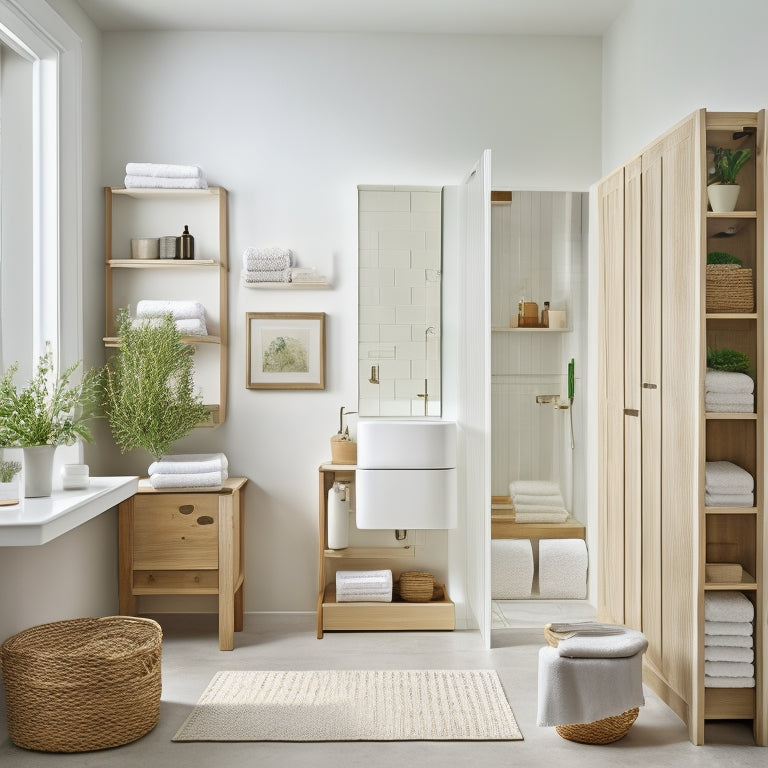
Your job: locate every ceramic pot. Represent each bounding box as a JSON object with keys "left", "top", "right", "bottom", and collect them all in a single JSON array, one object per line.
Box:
[
  {"left": 0, "top": 476, "right": 20, "bottom": 506},
  {"left": 23, "top": 444, "right": 56, "bottom": 498},
  {"left": 707, "top": 184, "right": 740, "bottom": 213}
]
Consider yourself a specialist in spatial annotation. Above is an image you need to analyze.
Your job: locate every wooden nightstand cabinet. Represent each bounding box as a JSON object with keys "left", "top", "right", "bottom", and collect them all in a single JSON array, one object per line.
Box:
[{"left": 118, "top": 477, "right": 248, "bottom": 650}]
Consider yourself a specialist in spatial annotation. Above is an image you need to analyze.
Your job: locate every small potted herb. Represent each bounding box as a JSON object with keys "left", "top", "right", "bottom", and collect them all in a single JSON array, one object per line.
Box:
[
  {"left": 707, "top": 147, "right": 752, "bottom": 212},
  {"left": 0, "top": 459, "right": 22, "bottom": 506}
]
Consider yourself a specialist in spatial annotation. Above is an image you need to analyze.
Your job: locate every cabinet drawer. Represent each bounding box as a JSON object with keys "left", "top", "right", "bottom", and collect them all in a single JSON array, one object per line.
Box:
[{"left": 133, "top": 494, "right": 218, "bottom": 569}]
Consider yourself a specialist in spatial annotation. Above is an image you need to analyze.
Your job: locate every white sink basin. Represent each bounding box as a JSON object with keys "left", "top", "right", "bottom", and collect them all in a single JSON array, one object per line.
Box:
[{"left": 357, "top": 419, "right": 456, "bottom": 469}]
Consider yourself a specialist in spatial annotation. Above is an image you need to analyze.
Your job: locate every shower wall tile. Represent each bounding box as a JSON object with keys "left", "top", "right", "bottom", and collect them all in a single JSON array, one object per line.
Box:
[
  {"left": 358, "top": 323, "right": 380, "bottom": 343},
  {"left": 410, "top": 191, "right": 442, "bottom": 211},
  {"left": 358, "top": 190, "right": 410, "bottom": 211},
  {"left": 379, "top": 324, "right": 412, "bottom": 342},
  {"left": 379, "top": 230, "right": 427, "bottom": 250},
  {"left": 378, "top": 249, "right": 411, "bottom": 269},
  {"left": 379, "top": 286, "right": 412, "bottom": 305}
]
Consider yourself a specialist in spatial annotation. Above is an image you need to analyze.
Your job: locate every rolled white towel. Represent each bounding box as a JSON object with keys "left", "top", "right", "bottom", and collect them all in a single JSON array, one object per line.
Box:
[
  {"left": 538, "top": 539, "right": 588, "bottom": 599},
  {"left": 705, "top": 619, "right": 753, "bottom": 636},
  {"left": 491, "top": 539, "right": 533, "bottom": 599},
  {"left": 705, "top": 645, "right": 754, "bottom": 663},
  {"left": 704, "top": 633, "right": 753, "bottom": 648},
  {"left": 149, "top": 453, "right": 228, "bottom": 476},
  {"left": 241, "top": 269, "right": 292, "bottom": 283},
  {"left": 509, "top": 480, "right": 560, "bottom": 496},
  {"left": 705, "top": 676, "right": 755, "bottom": 688},
  {"left": 705, "top": 492, "right": 754, "bottom": 507},
  {"left": 136, "top": 299, "right": 206, "bottom": 321},
  {"left": 336, "top": 569, "right": 392, "bottom": 602},
  {"left": 705, "top": 660, "right": 755, "bottom": 678},
  {"left": 704, "top": 591, "right": 755, "bottom": 623},
  {"left": 705, "top": 461, "right": 754, "bottom": 494},
  {"left": 126, "top": 162, "right": 203, "bottom": 179},
  {"left": 149, "top": 471, "right": 223, "bottom": 489},
  {"left": 511, "top": 493, "right": 565, "bottom": 507},
  {"left": 124, "top": 174, "right": 208, "bottom": 189},
  {"left": 705, "top": 369, "right": 754, "bottom": 394}
]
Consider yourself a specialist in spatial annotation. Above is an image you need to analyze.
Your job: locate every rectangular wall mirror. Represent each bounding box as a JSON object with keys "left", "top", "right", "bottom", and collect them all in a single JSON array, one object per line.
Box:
[{"left": 358, "top": 185, "right": 442, "bottom": 417}]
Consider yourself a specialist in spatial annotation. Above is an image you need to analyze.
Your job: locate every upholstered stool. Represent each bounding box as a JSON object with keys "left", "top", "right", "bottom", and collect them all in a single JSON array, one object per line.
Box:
[
  {"left": 1, "top": 616, "right": 162, "bottom": 752},
  {"left": 537, "top": 622, "right": 647, "bottom": 744}
]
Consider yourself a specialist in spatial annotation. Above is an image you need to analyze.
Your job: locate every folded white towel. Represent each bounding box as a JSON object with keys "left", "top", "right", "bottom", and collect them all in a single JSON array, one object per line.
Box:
[
  {"left": 705, "top": 591, "right": 755, "bottom": 623},
  {"left": 705, "top": 492, "right": 754, "bottom": 507},
  {"left": 705, "top": 369, "right": 754, "bottom": 394},
  {"left": 705, "top": 392, "right": 754, "bottom": 405},
  {"left": 705, "top": 645, "right": 754, "bottom": 663},
  {"left": 241, "top": 269, "right": 292, "bottom": 283},
  {"left": 491, "top": 539, "right": 533, "bottom": 599},
  {"left": 538, "top": 539, "right": 588, "bottom": 599},
  {"left": 705, "top": 660, "right": 755, "bottom": 678},
  {"left": 705, "top": 461, "right": 754, "bottom": 493},
  {"left": 149, "top": 471, "right": 223, "bottom": 489},
  {"left": 704, "top": 633, "right": 753, "bottom": 648},
  {"left": 705, "top": 619, "right": 753, "bottom": 636},
  {"left": 148, "top": 453, "right": 228, "bottom": 476},
  {"left": 243, "top": 247, "right": 293, "bottom": 271},
  {"left": 705, "top": 401, "right": 755, "bottom": 413},
  {"left": 555, "top": 627, "right": 648, "bottom": 659},
  {"left": 136, "top": 299, "right": 206, "bottom": 321},
  {"left": 124, "top": 174, "right": 208, "bottom": 189},
  {"left": 126, "top": 162, "right": 203, "bottom": 179},
  {"left": 513, "top": 504, "right": 567, "bottom": 516},
  {"left": 336, "top": 569, "right": 392, "bottom": 603},
  {"left": 705, "top": 675, "right": 755, "bottom": 688},
  {"left": 509, "top": 480, "right": 560, "bottom": 496},
  {"left": 537, "top": 647, "right": 645, "bottom": 726},
  {"left": 511, "top": 493, "right": 565, "bottom": 507},
  {"left": 133, "top": 316, "right": 208, "bottom": 336},
  {"left": 513, "top": 511, "right": 569, "bottom": 523}
]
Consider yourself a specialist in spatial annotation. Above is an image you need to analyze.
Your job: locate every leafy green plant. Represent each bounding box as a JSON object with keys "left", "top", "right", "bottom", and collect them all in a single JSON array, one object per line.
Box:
[
  {"left": 707, "top": 347, "right": 751, "bottom": 373},
  {"left": 0, "top": 343, "right": 100, "bottom": 447},
  {"left": 0, "top": 460, "right": 22, "bottom": 482},
  {"left": 102, "top": 310, "right": 210, "bottom": 460},
  {"left": 708, "top": 147, "right": 751, "bottom": 185},
  {"left": 707, "top": 251, "right": 742, "bottom": 266}
]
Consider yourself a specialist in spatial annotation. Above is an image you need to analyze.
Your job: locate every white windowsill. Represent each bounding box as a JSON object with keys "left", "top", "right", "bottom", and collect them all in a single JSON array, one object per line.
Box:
[{"left": 0, "top": 476, "right": 138, "bottom": 547}]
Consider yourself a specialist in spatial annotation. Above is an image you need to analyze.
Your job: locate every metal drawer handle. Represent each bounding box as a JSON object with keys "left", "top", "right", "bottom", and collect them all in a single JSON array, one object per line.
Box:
[
  {"left": 624, "top": 408, "right": 639, "bottom": 417},
  {"left": 196, "top": 515, "right": 214, "bottom": 526},
  {"left": 642, "top": 383, "right": 657, "bottom": 389},
  {"left": 179, "top": 504, "right": 194, "bottom": 515}
]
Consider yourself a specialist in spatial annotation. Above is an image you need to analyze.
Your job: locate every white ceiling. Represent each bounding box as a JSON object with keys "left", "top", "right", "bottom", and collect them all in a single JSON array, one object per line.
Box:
[{"left": 74, "top": 0, "right": 628, "bottom": 35}]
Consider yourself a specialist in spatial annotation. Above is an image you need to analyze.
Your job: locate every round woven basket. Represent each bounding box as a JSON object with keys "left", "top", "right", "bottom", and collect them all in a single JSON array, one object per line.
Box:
[
  {"left": 0, "top": 616, "right": 162, "bottom": 753},
  {"left": 399, "top": 571, "right": 434, "bottom": 602},
  {"left": 706, "top": 264, "right": 754, "bottom": 312},
  {"left": 555, "top": 708, "right": 639, "bottom": 744}
]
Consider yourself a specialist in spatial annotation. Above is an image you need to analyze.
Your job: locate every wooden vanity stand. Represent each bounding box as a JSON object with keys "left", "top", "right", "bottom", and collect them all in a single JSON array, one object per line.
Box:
[{"left": 118, "top": 477, "right": 247, "bottom": 650}]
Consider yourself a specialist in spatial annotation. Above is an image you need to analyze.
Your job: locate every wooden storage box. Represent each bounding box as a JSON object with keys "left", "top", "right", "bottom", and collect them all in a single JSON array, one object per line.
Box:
[
  {"left": 705, "top": 562, "right": 743, "bottom": 583},
  {"left": 706, "top": 264, "right": 754, "bottom": 313}
]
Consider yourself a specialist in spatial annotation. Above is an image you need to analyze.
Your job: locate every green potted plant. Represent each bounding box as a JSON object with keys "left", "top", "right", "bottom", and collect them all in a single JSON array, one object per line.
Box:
[
  {"left": 707, "top": 146, "right": 752, "bottom": 212},
  {"left": 0, "top": 343, "right": 100, "bottom": 497},
  {"left": 0, "top": 459, "right": 22, "bottom": 506},
  {"left": 102, "top": 310, "right": 210, "bottom": 462}
]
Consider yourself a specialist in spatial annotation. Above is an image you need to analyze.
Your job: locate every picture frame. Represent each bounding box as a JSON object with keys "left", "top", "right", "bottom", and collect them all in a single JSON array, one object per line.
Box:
[{"left": 246, "top": 312, "right": 326, "bottom": 390}]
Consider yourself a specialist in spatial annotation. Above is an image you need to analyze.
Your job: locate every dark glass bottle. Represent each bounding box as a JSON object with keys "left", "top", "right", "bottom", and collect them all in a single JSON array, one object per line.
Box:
[{"left": 179, "top": 225, "right": 194, "bottom": 260}]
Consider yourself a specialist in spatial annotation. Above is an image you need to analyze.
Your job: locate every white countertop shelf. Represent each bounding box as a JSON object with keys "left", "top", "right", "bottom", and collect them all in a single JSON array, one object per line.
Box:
[{"left": 0, "top": 476, "right": 138, "bottom": 546}]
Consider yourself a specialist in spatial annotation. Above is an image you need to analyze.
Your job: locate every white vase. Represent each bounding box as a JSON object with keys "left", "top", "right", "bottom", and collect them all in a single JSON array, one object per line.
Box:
[
  {"left": 327, "top": 482, "right": 349, "bottom": 550},
  {"left": 23, "top": 445, "right": 57, "bottom": 498},
  {"left": 0, "top": 476, "right": 20, "bottom": 506},
  {"left": 707, "top": 184, "right": 741, "bottom": 213}
]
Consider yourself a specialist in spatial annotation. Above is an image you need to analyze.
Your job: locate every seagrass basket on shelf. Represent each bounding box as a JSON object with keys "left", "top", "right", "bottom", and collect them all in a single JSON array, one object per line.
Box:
[
  {"left": 0, "top": 616, "right": 162, "bottom": 753},
  {"left": 543, "top": 623, "right": 638, "bottom": 745},
  {"left": 706, "top": 263, "right": 754, "bottom": 313},
  {"left": 398, "top": 571, "right": 435, "bottom": 602}
]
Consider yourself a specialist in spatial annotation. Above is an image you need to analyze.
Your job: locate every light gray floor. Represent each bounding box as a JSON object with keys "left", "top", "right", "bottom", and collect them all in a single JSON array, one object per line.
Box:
[{"left": 0, "top": 612, "right": 764, "bottom": 767}]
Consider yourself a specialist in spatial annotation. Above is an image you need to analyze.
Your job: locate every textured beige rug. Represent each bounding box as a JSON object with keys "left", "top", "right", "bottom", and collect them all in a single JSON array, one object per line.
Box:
[{"left": 173, "top": 669, "right": 522, "bottom": 742}]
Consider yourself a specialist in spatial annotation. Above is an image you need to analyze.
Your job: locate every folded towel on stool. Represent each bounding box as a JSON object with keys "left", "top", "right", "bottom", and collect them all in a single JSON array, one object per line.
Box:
[
  {"left": 126, "top": 162, "right": 204, "bottom": 179},
  {"left": 704, "top": 591, "right": 755, "bottom": 623},
  {"left": 538, "top": 539, "right": 588, "bottom": 599},
  {"left": 555, "top": 627, "right": 648, "bottom": 659},
  {"left": 149, "top": 471, "right": 223, "bottom": 489},
  {"left": 124, "top": 174, "right": 208, "bottom": 189},
  {"left": 491, "top": 539, "right": 533, "bottom": 599},
  {"left": 336, "top": 570, "right": 392, "bottom": 602},
  {"left": 537, "top": 647, "right": 645, "bottom": 726}
]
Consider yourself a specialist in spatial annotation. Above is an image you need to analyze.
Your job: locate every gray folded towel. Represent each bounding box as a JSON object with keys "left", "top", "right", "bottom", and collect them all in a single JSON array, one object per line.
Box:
[{"left": 704, "top": 591, "right": 755, "bottom": 623}]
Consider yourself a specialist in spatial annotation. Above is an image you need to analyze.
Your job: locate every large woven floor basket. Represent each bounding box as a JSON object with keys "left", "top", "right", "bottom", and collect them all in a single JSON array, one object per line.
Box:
[
  {"left": 706, "top": 264, "right": 754, "bottom": 313},
  {"left": 1, "top": 616, "right": 162, "bottom": 753}
]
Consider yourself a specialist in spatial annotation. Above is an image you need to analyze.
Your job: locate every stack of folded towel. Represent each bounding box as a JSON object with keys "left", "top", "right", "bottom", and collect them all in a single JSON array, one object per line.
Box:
[
  {"left": 336, "top": 569, "right": 392, "bottom": 602},
  {"left": 705, "top": 460, "right": 754, "bottom": 507},
  {"left": 135, "top": 299, "right": 208, "bottom": 336},
  {"left": 147, "top": 453, "right": 228, "bottom": 490},
  {"left": 704, "top": 591, "right": 755, "bottom": 688},
  {"left": 241, "top": 247, "right": 293, "bottom": 284},
  {"left": 705, "top": 369, "right": 754, "bottom": 413},
  {"left": 509, "top": 480, "right": 568, "bottom": 523},
  {"left": 124, "top": 162, "right": 208, "bottom": 190}
]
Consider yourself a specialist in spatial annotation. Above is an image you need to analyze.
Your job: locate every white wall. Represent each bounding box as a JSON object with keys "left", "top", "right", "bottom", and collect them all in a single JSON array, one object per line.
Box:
[
  {"left": 96, "top": 31, "right": 602, "bottom": 614},
  {"left": 602, "top": 0, "right": 768, "bottom": 171}
]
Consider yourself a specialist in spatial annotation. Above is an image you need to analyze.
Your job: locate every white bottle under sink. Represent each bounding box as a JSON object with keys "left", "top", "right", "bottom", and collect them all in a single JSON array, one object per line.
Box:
[{"left": 355, "top": 419, "right": 457, "bottom": 529}]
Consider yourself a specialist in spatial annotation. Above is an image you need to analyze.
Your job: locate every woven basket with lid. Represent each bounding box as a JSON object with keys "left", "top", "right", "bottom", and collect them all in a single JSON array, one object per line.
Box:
[
  {"left": 399, "top": 571, "right": 435, "bottom": 602},
  {"left": 706, "top": 264, "right": 754, "bottom": 313},
  {"left": 1, "top": 616, "right": 162, "bottom": 753}
]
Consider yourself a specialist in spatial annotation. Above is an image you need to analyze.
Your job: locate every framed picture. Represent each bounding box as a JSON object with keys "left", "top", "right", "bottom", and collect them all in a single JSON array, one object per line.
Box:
[{"left": 246, "top": 312, "right": 326, "bottom": 390}]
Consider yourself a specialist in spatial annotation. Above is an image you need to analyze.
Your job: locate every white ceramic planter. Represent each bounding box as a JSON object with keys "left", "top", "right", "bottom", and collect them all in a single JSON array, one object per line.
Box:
[
  {"left": 707, "top": 184, "right": 740, "bottom": 213},
  {"left": 23, "top": 444, "right": 56, "bottom": 498}
]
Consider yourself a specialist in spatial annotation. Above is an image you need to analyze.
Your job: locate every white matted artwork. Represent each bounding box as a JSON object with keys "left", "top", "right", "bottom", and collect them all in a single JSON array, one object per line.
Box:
[{"left": 246, "top": 312, "right": 325, "bottom": 390}]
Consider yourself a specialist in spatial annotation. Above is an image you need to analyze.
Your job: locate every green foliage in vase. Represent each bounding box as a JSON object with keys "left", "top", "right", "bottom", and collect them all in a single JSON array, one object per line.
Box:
[
  {"left": 0, "top": 460, "right": 22, "bottom": 482},
  {"left": 0, "top": 342, "right": 100, "bottom": 447},
  {"left": 708, "top": 147, "right": 751, "bottom": 185},
  {"left": 102, "top": 310, "right": 210, "bottom": 460},
  {"left": 706, "top": 251, "right": 742, "bottom": 266},
  {"left": 706, "top": 347, "right": 751, "bottom": 373}
]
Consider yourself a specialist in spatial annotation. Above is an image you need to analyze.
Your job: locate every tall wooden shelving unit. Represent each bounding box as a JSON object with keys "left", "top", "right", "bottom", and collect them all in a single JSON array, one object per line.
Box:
[{"left": 597, "top": 110, "right": 767, "bottom": 745}]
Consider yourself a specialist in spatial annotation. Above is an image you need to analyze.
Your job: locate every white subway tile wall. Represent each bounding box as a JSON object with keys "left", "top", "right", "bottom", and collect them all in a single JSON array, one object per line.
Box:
[{"left": 358, "top": 185, "right": 442, "bottom": 416}]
